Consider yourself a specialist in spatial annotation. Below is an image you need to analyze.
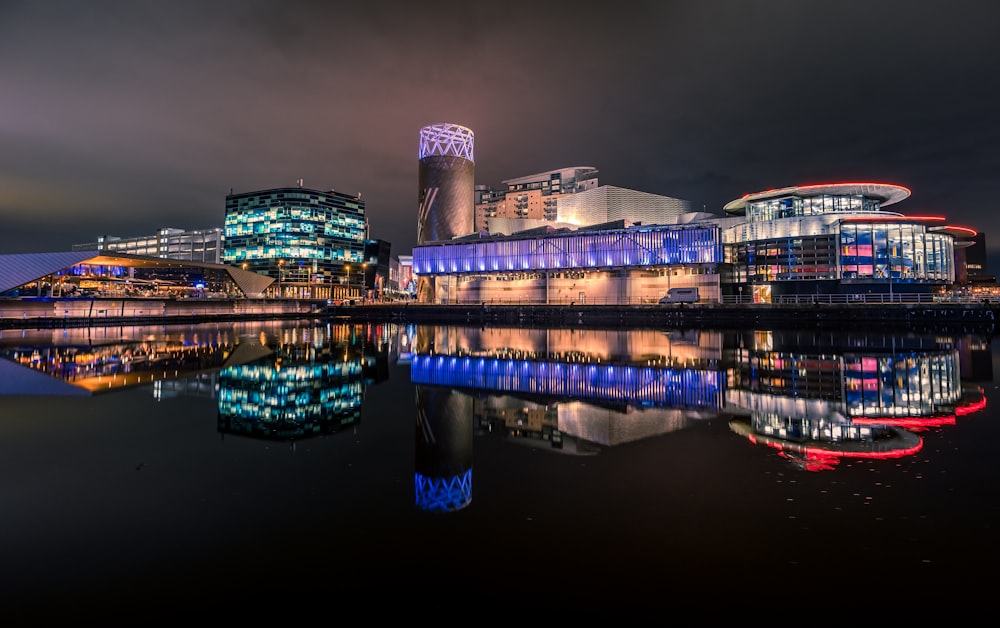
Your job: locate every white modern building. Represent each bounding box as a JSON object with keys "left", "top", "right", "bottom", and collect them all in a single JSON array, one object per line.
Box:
[
  {"left": 555, "top": 185, "right": 692, "bottom": 227},
  {"left": 73, "top": 227, "right": 224, "bottom": 263},
  {"left": 413, "top": 181, "right": 977, "bottom": 305}
]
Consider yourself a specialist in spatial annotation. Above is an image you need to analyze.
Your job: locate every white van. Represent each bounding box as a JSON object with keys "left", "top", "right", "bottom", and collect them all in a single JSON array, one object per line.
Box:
[{"left": 658, "top": 287, "right": 699, "bottom": 304}]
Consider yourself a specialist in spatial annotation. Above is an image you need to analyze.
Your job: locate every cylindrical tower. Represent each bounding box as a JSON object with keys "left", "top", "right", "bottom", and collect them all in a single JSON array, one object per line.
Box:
[
  {"left": 417, "top": 123, "right": 475, "bottom": 245},
  {"left": 414, "top": 386, "right": 474, "bottom": 512}
]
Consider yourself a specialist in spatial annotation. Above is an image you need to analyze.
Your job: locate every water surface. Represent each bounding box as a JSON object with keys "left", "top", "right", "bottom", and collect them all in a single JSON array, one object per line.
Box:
[{"left": 0, "top": 320, "right": 996, "bottom": 617}]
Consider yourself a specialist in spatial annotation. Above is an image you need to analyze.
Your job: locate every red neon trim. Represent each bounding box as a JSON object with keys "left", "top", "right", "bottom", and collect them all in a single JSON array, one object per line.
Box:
[
  {"left": 760, "top": 438, "right": 924, "bottom": 470},
  {"left": 945, "top": 225, "right": 978, "bottom": 236},
  {"left": 956, "top": 394, "right": 987, "bottom": 416}
]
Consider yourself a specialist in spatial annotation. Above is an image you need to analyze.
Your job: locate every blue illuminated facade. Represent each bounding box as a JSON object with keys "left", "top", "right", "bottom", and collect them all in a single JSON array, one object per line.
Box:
[
  {"left": 223, "top": 186, "right": 366, "bottom": 300},
  {"left": 410, "top": 355, "right": 724, "bottom": 409},
  {"left": 412, "top": 222, "right": 722, "bottom": 304},
  {"left": 413, "top": 223, "right": 719, "bottom": 274}
]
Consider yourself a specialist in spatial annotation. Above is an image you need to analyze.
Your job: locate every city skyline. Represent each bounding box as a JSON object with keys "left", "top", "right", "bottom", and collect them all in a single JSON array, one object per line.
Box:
[{"left": 2, "top": 1, "right": 998, "bottom": 268}]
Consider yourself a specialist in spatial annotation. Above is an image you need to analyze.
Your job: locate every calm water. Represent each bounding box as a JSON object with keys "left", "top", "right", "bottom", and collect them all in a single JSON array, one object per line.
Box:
[{"left": 1, "top": 319, "right": 997, "bottom": 616}]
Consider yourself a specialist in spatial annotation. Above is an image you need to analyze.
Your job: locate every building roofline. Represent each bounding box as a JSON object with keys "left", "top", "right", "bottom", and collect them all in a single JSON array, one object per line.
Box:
[
  {"left": 501, "top": 167, "right": 599, "bottom": 186},
  {"left": 723, "top": 183, "right": 911, "bottom": 213},
  {"left": 0, "top": 251, "right": 274, "bottom": 297},
  {"left": 226, "top": 186, "right": 362, "bottom": 201}
]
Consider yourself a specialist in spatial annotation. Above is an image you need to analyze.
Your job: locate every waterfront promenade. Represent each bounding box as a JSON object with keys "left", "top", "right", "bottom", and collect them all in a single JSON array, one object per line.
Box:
[
  {"left": 0, "top": 296, "right": 996, "bottom": 334},
  {"left": 337, "top": 300, "right": 998, "bottom": 333}
]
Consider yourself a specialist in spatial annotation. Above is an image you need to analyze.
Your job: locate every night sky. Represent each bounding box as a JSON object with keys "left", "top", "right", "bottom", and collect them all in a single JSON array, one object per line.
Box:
[{"left": 2, "top": 1, "right": 998, "bottom": 268}]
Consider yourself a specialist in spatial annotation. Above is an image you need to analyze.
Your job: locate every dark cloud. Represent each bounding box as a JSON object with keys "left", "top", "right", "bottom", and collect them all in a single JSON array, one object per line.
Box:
[{"left": 1, "top": 0, "right": 998, "bottom": 268}]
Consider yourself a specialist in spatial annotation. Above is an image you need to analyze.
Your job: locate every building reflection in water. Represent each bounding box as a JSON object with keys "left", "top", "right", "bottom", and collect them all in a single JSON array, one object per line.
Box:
[
  {"left": 216, "top": 323, "right": 393, "bottom": 443},
  {"left": 0, "top": 322, "right": 988, "bottom": 478},
  {"left": 0, "top": 322, "right": 398, "bottom": 449},
  {"left": 411, "top": 325, "right": 725, "bottom": 445},
  {"left": 407, "top": 325, "right": 989, "bottom": 491},
  {"left": 410, "top": 325, "right": 727, "bottom": 512},
  {"left": 0, "top": 324, "right": 242, "bottom": 396},
  {"left": 725, "top": 329, "right": 988, "bottom": 471}
]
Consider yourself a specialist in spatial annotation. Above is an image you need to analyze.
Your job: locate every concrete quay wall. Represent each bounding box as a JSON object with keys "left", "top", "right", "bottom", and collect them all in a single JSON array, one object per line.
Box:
[
  {"left": 1, "top": 297, "right": 996, "bottom": 334},
  {"left": 336, "top": 302, "right": 997, "bottom": 334},
  {"left": 0, "top": 297, "right": 316, "bottom": 330}
]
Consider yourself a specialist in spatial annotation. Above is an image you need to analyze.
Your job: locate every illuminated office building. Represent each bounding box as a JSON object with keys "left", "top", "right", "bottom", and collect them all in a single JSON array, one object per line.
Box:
[
  {"left": 363, "top": 238, "right": 392, "bottom": 298},
  {"left": 474, "top": 166, "right": 599, "bottom": 233},
  {"left": 73, "top": 227, "right": 224, "bottom": 263},
  {"left": 474, "top": 167, "right": 691, "bottom": 236},
  {"left": 223, "top": 184, "right": 366, "bottom": 300},
  {"left": 395, "top": 254, "right": 414, "bottom": 297},
  {"left": 960, "top": 232, "right": 994, "bottom": 284}
]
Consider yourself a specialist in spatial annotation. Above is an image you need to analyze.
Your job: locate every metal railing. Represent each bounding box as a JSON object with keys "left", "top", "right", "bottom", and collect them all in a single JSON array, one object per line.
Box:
[{"left": 391, "top": 293, "right": 999, "bottom": 306}]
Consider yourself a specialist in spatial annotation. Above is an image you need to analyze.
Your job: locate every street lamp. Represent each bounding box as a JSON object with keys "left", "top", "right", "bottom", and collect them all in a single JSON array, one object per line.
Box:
[
  {"left": 277, "top": 259, "right": 285, "bottom": 298},
  {"left": 345, "top": 264, "right": 351, "bottom": 299}
]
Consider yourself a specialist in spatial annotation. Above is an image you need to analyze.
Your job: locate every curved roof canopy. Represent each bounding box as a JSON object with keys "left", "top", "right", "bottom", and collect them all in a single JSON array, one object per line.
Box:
[
  {"left": 724, "top": 183, "right": 912, "bottom": 214},
  {"left": 0, "top": 251, "right": 274, "bottom": 297},
  {"left": 929, "top": 225, "right": 978, "bottom": 238}
]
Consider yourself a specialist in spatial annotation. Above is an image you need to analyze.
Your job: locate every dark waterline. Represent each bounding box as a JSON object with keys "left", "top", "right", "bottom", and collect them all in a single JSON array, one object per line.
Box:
[{"left": 0, "top": 320, "right": 997, "bottom": 617}]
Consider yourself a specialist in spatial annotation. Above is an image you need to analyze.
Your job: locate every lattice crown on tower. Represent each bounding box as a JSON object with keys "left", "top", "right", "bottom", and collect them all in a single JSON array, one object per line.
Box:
[{"left": 419, "top": 123, "right": 475, "bottom": 162}]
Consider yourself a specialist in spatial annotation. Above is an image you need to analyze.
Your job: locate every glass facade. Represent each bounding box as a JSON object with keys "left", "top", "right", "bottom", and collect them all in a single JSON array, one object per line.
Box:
[
  {"left": 413, "top": 224, "right": 721, "bottom": 275},
  {"left": 724, "top": 187, "right": 957, "bottom": 293},
  {"left": 746, "top": 193, "right": 881, "bottom": 222},
  {"left": 840, "top": 222, "right": 952, "bottom": 282},
  {"left": 223, "top": 187, "right": 366, "bottom": 299},
  {"left": 733, "top": 234, "right": 839, "bottom": 283},
  {"left": 728, "top": 224, "right": 953, "bottom": 285},
  {"left": 843, "top": 350, "right": 960, "bottom": 418}
]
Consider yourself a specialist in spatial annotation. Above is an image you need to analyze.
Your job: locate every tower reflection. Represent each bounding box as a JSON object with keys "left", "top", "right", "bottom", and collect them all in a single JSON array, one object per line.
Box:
[
  {"left": 415, "top": 385, "right": 473, "bottom": 512},
  {"left": 410, "top": 325, "right": 727, "bottom": 511}
]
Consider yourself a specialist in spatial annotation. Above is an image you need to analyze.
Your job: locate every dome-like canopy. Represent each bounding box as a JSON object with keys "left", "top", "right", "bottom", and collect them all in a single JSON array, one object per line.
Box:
[{"left": 724, "top": 183, "right": 911, "bottom": 214}]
